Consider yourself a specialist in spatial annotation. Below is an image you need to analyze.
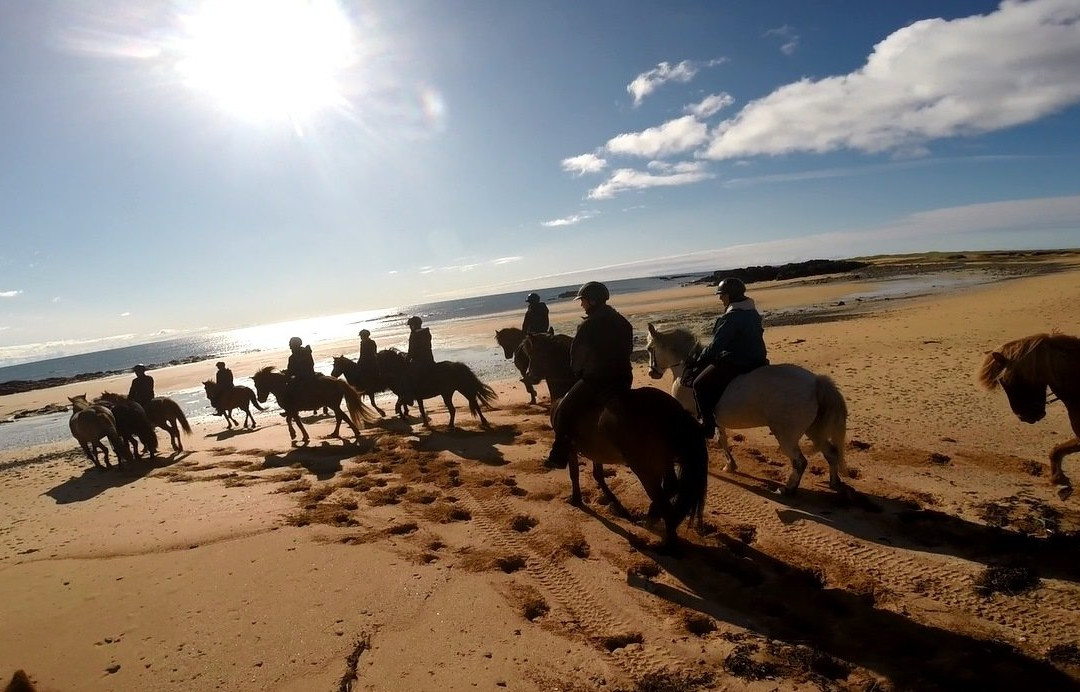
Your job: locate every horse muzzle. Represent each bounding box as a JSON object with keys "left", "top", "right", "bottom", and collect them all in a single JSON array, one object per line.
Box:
[
  {"left": 647, "top": 368, "right": 663, "bottom": 380},
  {"left": 1019, "top": 411, "right": 1045, "bottom": 424}
]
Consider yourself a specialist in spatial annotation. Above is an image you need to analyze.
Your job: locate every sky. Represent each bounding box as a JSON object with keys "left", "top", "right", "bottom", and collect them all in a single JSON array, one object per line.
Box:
[{"left": 1, "top": 0, "right": 1080, "bottom": 359}]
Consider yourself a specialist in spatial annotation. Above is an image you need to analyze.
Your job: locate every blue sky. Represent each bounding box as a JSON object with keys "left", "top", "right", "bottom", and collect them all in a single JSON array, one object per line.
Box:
[{"left": 1, "top": 0, "right": 1079, "bottom": 358}]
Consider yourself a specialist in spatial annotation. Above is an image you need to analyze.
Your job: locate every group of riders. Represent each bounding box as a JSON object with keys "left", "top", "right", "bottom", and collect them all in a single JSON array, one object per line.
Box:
[{"left": 128, "top": 277, "right": 766, "bottom": 462}]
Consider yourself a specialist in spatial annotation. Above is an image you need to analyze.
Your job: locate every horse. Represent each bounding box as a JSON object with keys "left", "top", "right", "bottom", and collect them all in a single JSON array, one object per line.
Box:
[
  {"left": 94, "top": 392, "right": 159, "bottom": 458},
  {"left": 251, "top": 367, "right": 376, "bottom": 444},
  {"left": 67, "top": 395, "right": 131, "bottom": 469},
  {"left": 144, "top": 397, "right": 192, "bottom": 452},
  {"left": 645, "top": 323, "right": 849, "bottom": 496},
  {"left": 203, "top": 381, "right": 264, "bottom": 430},
  {"left": 495, "top": 327, "right": 572, "bottom": 406},
  {"left": 374, "top": 350, "right": 498, "bottom": 429},
  {"left": 522, "top": 332, "right": 708, "bottom": 552},
  {"left": 330, "top": 352, "right": 410, "bottom": 418},
  {"left": 979, "top": 332, "right": 1080, "bottom": 490}
]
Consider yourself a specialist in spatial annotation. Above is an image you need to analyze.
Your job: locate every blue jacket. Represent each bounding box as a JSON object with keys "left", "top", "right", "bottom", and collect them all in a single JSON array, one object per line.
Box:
[{"left": 698, "top": 298, "right": 768, "bottom": 368}]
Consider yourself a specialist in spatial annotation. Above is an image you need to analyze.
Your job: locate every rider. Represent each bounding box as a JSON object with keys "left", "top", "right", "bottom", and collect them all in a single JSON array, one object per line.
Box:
[
  {"left": 546, "top": 281, "right": 633, "bottom": 469},
  {"left": 689, "top": 277, "right": 768, "bottom": 439},
  {"left": 357, "top": 329, "right": 379, "bottom": 385},
  {"left": 128, "top": 364, "right": 155, "bottom": 410},
  {"left": 211, "top": 361, "right": 234, "bottom": 414},
  {"left": 404, "top": 316, "right": 434, "bottom": 402},
  {"left": 284, "top": 336, "right": 316, "bottom": 410},
  {"left": 522, "top": 292, "right": 550, "bottom": 335}
]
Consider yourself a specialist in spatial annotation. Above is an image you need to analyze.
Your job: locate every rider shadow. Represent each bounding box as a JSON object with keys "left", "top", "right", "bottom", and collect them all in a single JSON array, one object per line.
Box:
[
  {"left": 624, "top": 529, "right": 1077, "bottom": 689},
  {"left": 414, "top": 424, "right": 518, "bottom": 466},
  {"left": 717, "top": 471, "right": 1080, "bottom": 584},
  {"left": 44, "top": 453, "right": 182, "bottom": 504},
  {"left": 263, "top": 439, "right": 373, "bottom": 481}
]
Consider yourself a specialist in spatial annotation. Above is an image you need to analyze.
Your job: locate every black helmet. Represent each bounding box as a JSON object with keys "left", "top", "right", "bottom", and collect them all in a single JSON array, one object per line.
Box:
[
  {"left": 526, "top": 292, "right": 540, "bottom": 304},
  {"left": 133, "top": 364, "right": 147, "bottom": 373},
  {"left": 358, "top": 329, "right": 371, "bottom": 338},
  {"left": 716, "top": 277, "right": 746, "bottom": 300},
  {"left": 406, "top": 315, "right": 422, "bottom": 328},
  {"left": 575, "top": 281, "right": 610, "bottom": 303},
  {"left": 216, "top": 361, "right": 226, "bottom": 368},
  {"left": 288, "top": 336, "right": 303, "bottom": 349}
]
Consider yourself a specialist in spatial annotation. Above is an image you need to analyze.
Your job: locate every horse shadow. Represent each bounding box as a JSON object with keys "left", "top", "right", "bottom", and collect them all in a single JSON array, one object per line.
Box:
[
  {"left": 44, "top": 452, "right": 188, "bottom": 504},
  {"left": 579, "top": 507, "right": 1076, "bottom": 689},
  {"left": 413, "top": 424, "right": 518, "bottom": 466},
  {"left": 207, "top": 428, "right": 259, "bottom": 441},
  {"left": 263, "top": 440, "right": 373, "bottom": 480},
  {"left": 715, "top": 470, "right": 1080, "bottom": 584}
]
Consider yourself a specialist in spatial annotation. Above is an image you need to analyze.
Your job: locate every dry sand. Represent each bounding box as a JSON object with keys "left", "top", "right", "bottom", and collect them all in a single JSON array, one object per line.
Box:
[{"left": 3, "top": 254, "right": 1080, "bottom": 691}]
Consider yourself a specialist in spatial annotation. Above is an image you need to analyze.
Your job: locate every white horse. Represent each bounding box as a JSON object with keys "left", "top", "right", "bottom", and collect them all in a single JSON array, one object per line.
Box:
[{"left": 645, "top": 323, "right": 849, "bottom": 495}]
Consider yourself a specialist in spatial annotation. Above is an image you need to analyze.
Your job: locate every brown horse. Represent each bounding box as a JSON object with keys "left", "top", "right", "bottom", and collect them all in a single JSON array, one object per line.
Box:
[
  {"left": 330, "top": 352, "right": 411, "bottom": 417},
  {"left": 203, "top": 381, "right": 264, "bottom": 430},
  {"left": 375, "top": 350, "right": 498, "bottom": 429},
  {"left": 144, "top": 397, "right": 192, "bottom": 452},
  {"left": 251, "top": 367, "right": 376, "bottom": 443},
  {"left": 494, "top": 327, "right": 572, "bottom": 406},
  {"left": 68, "top": 395, "right": 131, "bottom": 469},
  {"left": 979, "top": 332, "right": 1080, "bottom": 490},
  {"left": 95, "top": 392, "right": 159, "bottom": 458},
  {"left": 522, "top": 332, "right": 708, "bottom": 552}
]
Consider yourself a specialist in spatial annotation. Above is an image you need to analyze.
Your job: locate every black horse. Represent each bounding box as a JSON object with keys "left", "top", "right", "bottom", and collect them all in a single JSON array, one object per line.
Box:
[
  {"left": 373, "top": 350, "right": 498, "bottom": 430},
  {"left": 331, "top": 350, "right": 411, "bottom": 418}
]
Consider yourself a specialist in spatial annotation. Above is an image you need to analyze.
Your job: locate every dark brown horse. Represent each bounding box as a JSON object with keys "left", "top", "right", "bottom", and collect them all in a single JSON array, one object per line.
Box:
[
  {"left": 375, "top": 350, "right": 498, "bottom": 430},
  {"left": 251, "top": 367, "right": 376, "bottom": 444},
  {"left": 68, "top": 395, "right": 131, "bottom": 469},
  {"left": 203, "top": 381, "right": 264, "bottom": 430},
  {"left": 494, "top": 327, "right": 571, "bottom": 406},
  {"left": 522, "top": 332, "right": 708, "bottom": 552},
  {"left": 95, "top": 392, "right": 159, "bottom": 458},
  {"left": 979, "top": 332, "right": 1080, "bottom": 491},
  {"left": 144, "top": 397, "right": 192, "bottom": 452},
  {"left": 330, "top": 351, "right": 410, "bottom": 417}
]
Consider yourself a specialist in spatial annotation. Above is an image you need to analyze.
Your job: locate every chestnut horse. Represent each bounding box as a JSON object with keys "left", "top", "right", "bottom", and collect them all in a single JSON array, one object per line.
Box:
[
  {"left": 203, "top": 381, "right": 264, "bottom": 430},
  {"left": 494, "top": 327, "right": 571, "bottom": 406},
  {"left": 979, "top": 332, "right": 1080, "bottom": 490},
  {"left": 373, "top": 350, "right": 498, "bottom": 430},
  {"left": 251, "top": 368, "right": 375, "bottom": 444},
  {"left": 330, "top": 352, "right": 410, "bottom": 418},
  {"left": 144, "top": 396, "right": 192, "bottom": 452},
  {"left": 94, "top": 392, "right": 159, "bottom": 458},
  {"left": 522, "top": 332, "right": 707, "bottom": 552},
  {"left": 68, "top": 395, "right": 131, "bottom": 469}
]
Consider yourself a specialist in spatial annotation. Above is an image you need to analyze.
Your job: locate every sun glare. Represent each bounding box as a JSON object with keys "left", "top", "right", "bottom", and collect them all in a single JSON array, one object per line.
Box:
[{"left": 175, "top": 0, "right": 356, "bottom": 123}]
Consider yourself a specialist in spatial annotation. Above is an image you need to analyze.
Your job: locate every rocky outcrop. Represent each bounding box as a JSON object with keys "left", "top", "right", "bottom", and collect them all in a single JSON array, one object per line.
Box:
[{"left": 688, "top": 259, "right": 869, "bottom": 286}]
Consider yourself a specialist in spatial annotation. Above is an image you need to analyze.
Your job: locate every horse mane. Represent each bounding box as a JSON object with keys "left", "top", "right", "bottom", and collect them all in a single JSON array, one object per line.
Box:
[
  {"left": 978, "top": 332, "right": 1080, "bottom": 389},
  {"left": 657, "top": 327, "right": 703, "bottom": 358},
  {"left": 256, "top": 366, "right": 277, "bottom": 376}
]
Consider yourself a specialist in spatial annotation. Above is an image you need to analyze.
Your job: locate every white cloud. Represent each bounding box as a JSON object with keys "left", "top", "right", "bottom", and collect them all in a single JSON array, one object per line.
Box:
[
  {"left": 52, "top": 296, "right": 61, "bottom": 303},
  {"left": 0, "top": 290, "right": 22, "bottom": 298},
  {"left": 764, "top": 25, "right": 800, "bottom": 55},
  {"left": 606, "top": 115, "right": 709, "bottom": 159},
  {"left": 561, "top": 153, "right": 607, "bottom": 176},
  {"left": 120, "top": 312, "right": 131, "bottom": 317},
  {"left": 542, "top": 212, "right": 595, "bottom": 227},
  {"left": 627, "top": 58, "right": 725, "bottom": 106},
  {"left": 491, "top": 256, "right": 522, "bottom": 265},
  {"left": 685, "top": 92, "right": 734, "bottom": 119},
  {"left": 588, "top": 163, "right": 714, "bottom": 200},
  {"left": 705, "top": 0, "right": 1080, "bottom": 160}
]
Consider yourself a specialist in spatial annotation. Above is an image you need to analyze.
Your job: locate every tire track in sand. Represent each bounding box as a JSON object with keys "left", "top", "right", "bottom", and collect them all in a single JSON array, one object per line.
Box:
[
  {"left": 704, "top": 473, "right": 1080, "bottom": 650},
  {"left": 458, "top": 489, "right": 681, "bottom": 679}
]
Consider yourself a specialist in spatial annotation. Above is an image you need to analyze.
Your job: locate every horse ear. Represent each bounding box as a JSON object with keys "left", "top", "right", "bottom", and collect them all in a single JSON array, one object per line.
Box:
[
  {"left": 647, "top": 322, "right": 657, "bottom": 336},
  {"left": 992, "top": 351, "right": 1009, "bottom": 367},
  {"left": 547, "top": 327, "right": 554, "bottom": 336}
]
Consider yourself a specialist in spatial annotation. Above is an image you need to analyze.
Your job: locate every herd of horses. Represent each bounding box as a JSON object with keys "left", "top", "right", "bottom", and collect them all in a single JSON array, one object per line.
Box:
[{"left": 63, "top": 321, "right": 1080, "bottom": 552}]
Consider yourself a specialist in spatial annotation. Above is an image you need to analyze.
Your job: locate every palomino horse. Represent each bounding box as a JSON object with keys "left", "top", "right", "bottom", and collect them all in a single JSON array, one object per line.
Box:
[
  {"left": 330, "top": 352, "right": 410, "bottom": 418},
  {"left": 144, "top": 397, "right": 192, "bottom": 452},
  {"left": 979, "top": 332, "right": 1080, "bottom": 491},
  {"left": 203, "top": 381, "right": 264, "bottom": 430},
  {"left": 251, "top": 367, "right": 376, "bottom": 444},
  {"left": 646, "top": 323, "right": 849, "bottom": 495},
  {"left": 494, "top": 327, "right": 572, "bottom": 406},
  {"left": 68, "top": 395, "right": 131, "bottom": 469},
  {"left": 522, "top": 332, "right": 708, "bottom": 552},
  {"left": 375, "top": 350, "right": 498, "bottom": 430},
  {"left": 94, "top": 393, "right": 159, "bottom": 458}
]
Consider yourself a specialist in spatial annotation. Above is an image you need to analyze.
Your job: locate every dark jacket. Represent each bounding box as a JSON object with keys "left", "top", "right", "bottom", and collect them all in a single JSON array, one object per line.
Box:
[
  {"left": 698, "top": 298, "right": 768, "bottom": 368},
  {"left": 570, "top": 303, "right": 633, "bottom": 387},
  {"left": 128, "top": 374, "right": 155, "bottom": 406},
  {"left": 287, "top": 345, "right": 316, "bottom": 378},
  {"left": 358, "top": 338, "right": 378, "bottom": 370},
  {"left": 522, "top": 302, "right": 550, "bottom": 335},
  {"left": 215, "top": 368, "right": 234, "bottom": 390},
  {"left": 407, "top": 328, "right": 434, "bottom": 364}
]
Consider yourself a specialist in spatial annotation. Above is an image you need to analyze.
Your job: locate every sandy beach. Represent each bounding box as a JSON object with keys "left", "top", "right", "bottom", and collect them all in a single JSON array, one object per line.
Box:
[{"left": 3, "top": 252, "right": 1080, "bottom": 691}]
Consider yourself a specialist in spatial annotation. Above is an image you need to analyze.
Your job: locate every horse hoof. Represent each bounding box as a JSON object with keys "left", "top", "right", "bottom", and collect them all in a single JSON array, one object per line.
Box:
[
  {"left": 722, "top": 464, "right": 736, "bottom": 473},
  {"left": 1058, "top": 485, "right": 1074, "bottom": 501},
  {"left": 775, "top": 486, "right": 797, "bottom": 497}
]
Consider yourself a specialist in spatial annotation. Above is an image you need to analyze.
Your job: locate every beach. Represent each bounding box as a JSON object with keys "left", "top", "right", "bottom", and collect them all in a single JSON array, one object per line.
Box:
[{"left": 3, "top": 252, "right": 1080, "bottom": 691}]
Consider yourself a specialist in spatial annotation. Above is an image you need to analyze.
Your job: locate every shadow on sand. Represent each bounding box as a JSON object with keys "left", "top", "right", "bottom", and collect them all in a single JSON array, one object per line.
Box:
[
  {"left": 45, "top": 451, "right": 190, "bottom": 504},
  {"left": 263, "top": 439, "right": 374, "bottom": 481},
  {"left": 415, "top": 424, "right": 518, "bottom": 466}
]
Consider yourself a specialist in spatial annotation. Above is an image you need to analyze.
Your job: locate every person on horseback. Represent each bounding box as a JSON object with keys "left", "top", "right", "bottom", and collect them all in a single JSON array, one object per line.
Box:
[
  {"left": 357, "top": 329, "right": 379, "bottom": 385},
  {"left": 128, "top": 364, "right": 155, "bottom": 410},
  {"left": 404, "top": 316, "right": 435, "bottom": 403},
  {"left": 522, "top": 292, "right": 550, "bottom": 335},
  {"left": 210, "top": 361, "right": 234, "bottom": 415},
  {"left": 688, "top": 277, "right": 768, "bottom": 438},
  {"left": 284, "top": 336, "right": 316, "bottom": 411},
  {"left": 546, "top": 281, "right": 633, "bottom": 469}
]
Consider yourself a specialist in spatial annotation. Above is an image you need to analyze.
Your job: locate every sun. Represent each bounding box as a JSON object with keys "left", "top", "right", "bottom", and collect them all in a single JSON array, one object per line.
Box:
[{"left": 175, "top": 0, "right": 356, "bottom": 123}]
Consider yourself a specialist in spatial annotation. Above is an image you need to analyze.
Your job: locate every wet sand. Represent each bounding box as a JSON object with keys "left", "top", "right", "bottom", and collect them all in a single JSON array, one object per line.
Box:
[{"left": 3, "top": 252, "right": 1080, "bottom": 690}]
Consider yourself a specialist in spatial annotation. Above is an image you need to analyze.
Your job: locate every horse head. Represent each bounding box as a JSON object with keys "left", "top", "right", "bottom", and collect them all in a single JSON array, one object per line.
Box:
[
  {"left": 522, "top": 333, "right": 562, "bottom": 382},
  {"left": 989, "top": 352, "right": 1047, "bottom": 424},
  {"left": 68, "top": 394, "right": 91, "bottom": 410},
  {"left": 251, "top": 366, "right": 279, "bottom": 404},
  {"left": 330, "top": 355, "right": 350, "bottom": 378},
  {"left": 646, "top": 323, "right": 695, "bottom": 380},
  {"left": 494, "top": 328, "right": 521, "bottom": 360}
]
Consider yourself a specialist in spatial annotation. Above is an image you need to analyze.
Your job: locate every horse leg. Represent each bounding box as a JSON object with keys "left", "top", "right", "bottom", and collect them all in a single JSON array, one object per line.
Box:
[
  {"left": 368, "top": 393, "right": 386, "bottom": 417},
  {"left": 524, "top": 380, "right": 537, "bottom": 406},
  {"left": 292, "top": 414, "right": 310, "bottom": 443},
  {"left": 567, "top": 450, "right": 583, "bottom": 507},
  {"left": 823, "top": 442, "right": 846, "bottom": 491},
  {"left": 775, "top": 430, "right": 809, "bottom": 495},
  {"left": 1050, "top": 437, "right": 1080, "bottom": 487},
  {"left": 416, "top": 399, "right": 430, "bottom": 427},
  {"left": 717, "top": 427, "right": 738, "bottom": 473},
  {"left": 470, "top": 395, "right": 490, "bottom": 427},
  {"left": 329, "top": 405, "right": 345, "bottom": 437},
  {"left": 592, "top": 461, "right": 631, "bottom": 519},
  {"left": 443, "top": 394, "right": 456, "bottom": 429}
]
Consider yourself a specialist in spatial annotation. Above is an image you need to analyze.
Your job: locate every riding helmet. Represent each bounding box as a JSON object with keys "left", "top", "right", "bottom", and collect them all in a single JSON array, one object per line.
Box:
[
  {"left": 575, "top": 281, "right": 610, "bottom": 303},
  {"left": 216, "top": 361, "right": 226, "bottom": 368},
  {"left": 358, "top": 329, "right": 371, "bottom": 338},
  {"left": 133, "top": 364, "right": 147, "bottom": 373},
  {"left": 716, "top": 277, "right": 747, "bottom": 300},
  {"left": 288, "top": 336, "right": 303, "bottom": 348},
  {"left": 407, "top": 316, "right": 423, "bottom": 328},
  {"left": 526, "top": 292, "right": 541, "bottom": 304}
]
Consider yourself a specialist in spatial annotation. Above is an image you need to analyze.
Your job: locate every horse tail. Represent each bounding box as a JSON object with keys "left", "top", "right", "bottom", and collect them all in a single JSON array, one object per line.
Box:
[
  {"left": 670, "top": 407, "right": 709, "bottom": 529},
  {"left": 457, "top": 363, "right": 499, "bottom": 411},
  {"left": 170, "top": 400, "right": 192, "bottom": 434},
  {"left": 248, "top": 389, "right": 265, "bottom": 411},
  {"left": 808, "top": 375, "right": 848, "bottom": 473},
  {"left": 341, "top": 381, "right": 378, "bottom": 426}
]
